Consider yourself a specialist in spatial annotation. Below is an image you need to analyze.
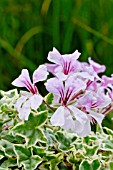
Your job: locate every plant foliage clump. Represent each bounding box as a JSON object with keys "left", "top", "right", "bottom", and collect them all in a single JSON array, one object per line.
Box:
[{"left": 0, "top": 89, "right": 113, "bottom": 170}]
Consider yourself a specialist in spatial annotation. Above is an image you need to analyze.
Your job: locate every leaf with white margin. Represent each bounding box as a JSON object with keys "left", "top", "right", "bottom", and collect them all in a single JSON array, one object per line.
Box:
[
  {"left": 13, "top": 111, "right": 48, "bottom": 147},
  {"left": 14, "top": 145, "right": 42, "bottom": 170},
  {"left": 79, "top": 159, "right": 100, "bottom": 170}
]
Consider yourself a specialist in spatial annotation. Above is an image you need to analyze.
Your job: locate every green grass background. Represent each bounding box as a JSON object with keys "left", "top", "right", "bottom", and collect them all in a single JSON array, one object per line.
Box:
[{"left": 0, "top": 0, "right": 113, "bottom": 129}]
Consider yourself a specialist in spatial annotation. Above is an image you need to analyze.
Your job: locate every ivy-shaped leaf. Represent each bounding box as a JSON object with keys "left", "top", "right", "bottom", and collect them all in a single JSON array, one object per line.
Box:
[
  {"left": 0, "top": 89, "right": 18, "bottom": 98},
  {"left": 55, "top": 131, "right": 72, "bottom": 151},
  {"left": 0, "top": 159, "right": 17, "bottom": 169},
  {"left": 84, "top": 145, "right": 98, "bottom": 156},
  {"left": 0, "top": 139, "right": 16, "bottom": 158},
  {"left": 12, "top": 111, "right": 48, "bottom": 147},
  {"left": 14, "top": 145, "right": 42, "bottom": 170},
  {"left": 79, "top": 159, "right": 100, "bottom": 170}
]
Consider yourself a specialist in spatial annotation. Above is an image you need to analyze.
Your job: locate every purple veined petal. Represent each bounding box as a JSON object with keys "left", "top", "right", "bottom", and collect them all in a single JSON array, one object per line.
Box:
[
  {"left": 50, "top": 106, "right": 65, "bottom": 126},
  {"left": 48, "top": 47, "right": 63, "bottom": 64},
  {"left": 76, "top": 119, "right": 91, "bottom": 137},
  {"left": 12, "top": 69, "right": 36, "bottom": 94},
  {"left": 33, "top": 65, "right": 49, "bottom": 84},
  {"left": 45, "top": 63, "right": 59, "bottom": 75},
  {"left": 90, "top": 111, "right": 104, "bottom": 127},
  {"left": 18, "top": 100, "right": 31, "bottom": 120},
  {"left": 68, "top": 105, "right": 87, "bottom": 124},
  {"left": 88, "top": 57, "right": 106, "bottom": 73},
  {"left": 45, "top": 78, "right": 64, "bottom": 96},
  {"left": 64, "top": 77, "right": 86, "bottom": 102},
  {"left": 30, "top": 94, "right": 43, "bottom": 110},
  {"left": 12, "top": 69, "right": 32, "bottom": 88},
  {"left": 77, "top": 91, "right": 95, "bottom": 111},
  {"left": 61, "top": 107, "right": 75, "bottom": 131},
  {"left": 60, "top": 50, "right": 80, "bottom": 75}
]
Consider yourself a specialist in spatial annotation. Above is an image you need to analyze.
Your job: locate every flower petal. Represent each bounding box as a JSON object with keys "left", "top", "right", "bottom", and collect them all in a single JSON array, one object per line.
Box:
[
  {"left": 30, "top": 94, "right": 43, "bottom": 110},
  {"left": 90, "top": 111, "right": 104, "bottom": 126},
  {"left": 88, "top": 57, "right": 106, "bottom": 73},
  {"left": 18, "top": 100, "right": 31, "bottom": 120},
  {"left": 62, "top": 50, "right": 81, "bottom": 61},
  {"left": 12, "top": 69, "right": 36, "bottom": 94},
  {"left": 12, "top": 69, "right": 32, "bottom": 88},
  {"left": 33, "top": 65, "right": 49, "bottom": 84},
  {"left": 55, "top": 72, "right": 68, "bottom": 81},
  {"left": 45, "top": 78, "right": 64, "bottom": 95},
  {"left": 61, "top": 107, "right": 75, "bottom": 131},
  {"left": 77, "top": 119, "right": 91, "bottom": 137},
  {"left": 50, "top": 106, "right": 65, "bottom": 126},
  {"left": 15, "top": 95, "right": 28, "bottom": 111},
  {"left": 20, "top": 90, "right": 32, "bottom": 98},
  {"left": 48, "top": 47, "right": 63, "bottom": 64},
  {"left": 68, "top": 105, "right": 87, "bottom": 124},
  {"left": 74, "top": 72, "right": 94, "bottom": 81},
  {"left": 45, "top": 63, "right": 59, "bottom": 75}
]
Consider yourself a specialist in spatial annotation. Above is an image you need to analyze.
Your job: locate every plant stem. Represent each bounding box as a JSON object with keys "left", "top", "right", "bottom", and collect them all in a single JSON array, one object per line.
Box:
[{"left": 43, "top": 100, "right": 55, "bottom": 112}]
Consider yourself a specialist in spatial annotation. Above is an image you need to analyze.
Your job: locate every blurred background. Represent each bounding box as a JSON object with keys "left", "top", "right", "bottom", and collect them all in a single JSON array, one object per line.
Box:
[{"left": 0, "top": 0, "right": 113, "bottom": 129}]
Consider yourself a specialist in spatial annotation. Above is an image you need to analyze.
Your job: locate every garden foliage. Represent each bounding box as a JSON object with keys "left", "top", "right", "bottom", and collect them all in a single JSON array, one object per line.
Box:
[
  {"left": 0, "top": 89, "right": 113, "bottom": 170},
  {"left": 0, "top": 48, "right": 113, "bottom": 169}
]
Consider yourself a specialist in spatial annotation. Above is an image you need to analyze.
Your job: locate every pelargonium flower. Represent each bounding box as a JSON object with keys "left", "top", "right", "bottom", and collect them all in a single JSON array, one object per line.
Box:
[
  {"left": 12, "top": 65, "right": 48, "bottom": 120},
  {"left": 45, "top": 76, "right": 89, "bottom": 136},
  {"left": 88, "top": 57, "right": 106, "bottom": 74},
  {"left": 101, "top": 75, "right": 113, "bottom": 106},
  {"left": 75, "top": 90, "right": 111, "bottom": 136},
  {"left": 74, "top": 58, "right": 106, "bottom": 91},
  {"left": 46, "top": 47, "right": 81, "bottom": 80}
]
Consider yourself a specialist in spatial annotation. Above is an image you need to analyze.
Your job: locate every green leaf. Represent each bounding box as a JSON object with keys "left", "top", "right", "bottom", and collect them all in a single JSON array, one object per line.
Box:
[
  {"left": 103, "top": 139, "right": 113, "bottom": 150},
  {"left": 58, "top": 162, "right": 68, "bottom": 170},
  {"left": 109, "top": 162, "right": 113, "bottom": 170},
  {"left": 14, "top": 145, "right": 42, "bottom": 170},
  {"left": 0, "top": 159, "right": 17, "bottom": 168},
  {"left": 84, "top": 145, "right": 98, "bottom": 156},
  {"left": 80, "top": 160, "right": 100, "bottom": 170},
  {"left": 45, "top": 93, "right": 54, "bottom": 105},
  {"left": 13, "top": 111, "right": 48, "bottom": 146},
  {"left": 79, "top": 160, "right": 92, "bottom": 170},
  {"left": 25, "top": 110, "right": 48, "bottom": 127},
  {"left": 45, "top": 129, "right": 57, "bottom": 146},
  {"left": 92, "top": 160, "right": 100, "bottom": 170},
  {"left": 0, "top": 89, "right": 18, "bottom": 98},
  {"left": 0, "top": 139, "right": 16, "bottom": 158},
  {"left": 33, "top": 146, "right": 46, "bottom": 157},
  {"left": 104, "top": 127, "right": 113, "bottom": 136},
  {"left": 55, "top": 131, "right": 72, "bottom": 151},
  {"left": 50, "top": 153, "right": 64, "bottom": 170}
]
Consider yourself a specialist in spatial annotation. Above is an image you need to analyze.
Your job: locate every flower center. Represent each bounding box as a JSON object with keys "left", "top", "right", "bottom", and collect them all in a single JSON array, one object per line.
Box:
[
  {"left": 58, "top": 87, "right": 74, "bottom": 106},
  {"left": 23, "top": 80, "right": 37, "bottom": 94},
  {"left": 63, "top": 61, "right": 71, "bottom": 75}
]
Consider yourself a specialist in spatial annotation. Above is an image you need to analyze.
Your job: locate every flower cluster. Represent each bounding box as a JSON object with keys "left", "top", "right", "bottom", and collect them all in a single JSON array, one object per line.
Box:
[{"left": 12, "top": 48, "right": 113, "bottom": 137}]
